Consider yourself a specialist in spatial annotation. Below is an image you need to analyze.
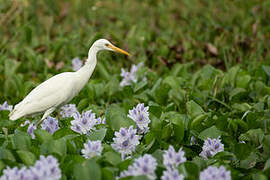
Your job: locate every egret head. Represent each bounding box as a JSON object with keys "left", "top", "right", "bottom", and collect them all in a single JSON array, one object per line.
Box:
[{"left": 92, "top": 39, "right": 130, "bottom": 56}]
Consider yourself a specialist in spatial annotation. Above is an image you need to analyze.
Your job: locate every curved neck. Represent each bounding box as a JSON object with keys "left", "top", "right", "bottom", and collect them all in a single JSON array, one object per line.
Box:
[
  {"left": 87, "top": 45, "right": 99, "bottom": 64},
  {"left": 76, "top": 46, "right": 99, "bottom": 83}
]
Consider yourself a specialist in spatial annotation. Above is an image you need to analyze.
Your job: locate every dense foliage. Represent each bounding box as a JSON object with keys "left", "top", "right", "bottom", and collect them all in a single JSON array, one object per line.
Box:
[{"left": 1, "top": 0, "right": 270, "bottom": 179}]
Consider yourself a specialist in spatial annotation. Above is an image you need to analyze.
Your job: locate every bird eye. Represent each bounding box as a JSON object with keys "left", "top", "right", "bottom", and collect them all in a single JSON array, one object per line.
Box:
[{"left": 105, "top": 43, "right": 109, "bottom": 47}]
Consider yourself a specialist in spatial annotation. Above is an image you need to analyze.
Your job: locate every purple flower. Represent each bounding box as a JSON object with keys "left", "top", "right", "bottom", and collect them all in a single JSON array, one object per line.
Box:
[
  {"left": 20, "top": 120, "right": 30, "bottom": 127},
  {"left": 111, "top": 126, "right": 140, "bottom": 159},
  {"left": 96, "top": 117, "right": 106, "bottom": 125},
  {"left": 200, "top": 165, "right": 231, "bottom": 180},
  {"left": 127, "top": 103, "right": 150, "bottom": 134},
  {"left": 163, "top": 145, "right": 186, "bottom": 169},
  {"left": 161, "top": 169, "right": 184, "bottom": 180},
  {"left": 0, "top": 166, "right": 32, "bottom": 180},
  {"left": 72, "top": 57, "right": 83, "bottom": 71},
  {"left": 81, "top": 140, "right": 103, "bottom": 159},
  {"left": 60, "top": 104, "right": 78, "bottom": 118},
  {"left": 41, "top": 116, "right": 60, "bottom": 134},
  {"left": 200, "top": 137, "right": 224, "bottom": 159},
  {"left": 0, "top": 101, "right": 13, "bottom": 111},
  {"left": 0, "top": 155, "right": 61, "bottom": 180},
  {"left": 120, "top": 62, "right": 144, "bottom": 87},
  {"left": 27, "top": 123, "right": 37, "bottom": 139},
  {"left": 30, "top": 155, "right": 61, "bottom": 180},
  {"left": 190, "top": 136, "right": 198, "bottom": 145},
  {"left": 70, "top": 110, "right": 97, "bottom": 134},
  {"left": 119, "top": 154, "right": 157, "bottom": 180}
]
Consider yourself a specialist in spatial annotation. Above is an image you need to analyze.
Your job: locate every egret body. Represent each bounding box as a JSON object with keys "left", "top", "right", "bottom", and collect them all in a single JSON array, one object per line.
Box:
[{"left": 9, "top": 39, "right": 130, "bottom": 124}]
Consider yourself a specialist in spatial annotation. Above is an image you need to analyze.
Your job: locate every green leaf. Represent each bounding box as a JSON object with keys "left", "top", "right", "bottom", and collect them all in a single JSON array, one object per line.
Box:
[
  {"left": 148, "top": 101, "right": 163, "bottom": 118},
  {"left": 0, "top": 148, "right": 15, "bottom": 162},
  {"left": 233, "top": 143, "right": 252, "bottom": 160},
  {"left": 17, "top": 150, "right": 36, "bottom": 166},
  {"left": 191, "top": 113, "right": 208, "bottom": 129},
  {"left": 192, "top": 156, "right": 206, "bottom": 169},
  {"left": 152, "top": 149, "right": 164, "bottom": 165},
  {"left": 102, "top": 167, "right": 115, "bottom": 180},
  {"left": 263, "top": 158, "right": 270, "bottom": 171},
  {"left": 12, "top": 131, "right": 31, "bottom": 150},
  {"left": 24, "top": 26, "right": 32, "bottom": 43},
  {"left": 236, "top": 74, "right": 251, "bottom": 88},
  {"left": 252, "top": 173, "right": 268, "bottom": 180},
  {"left": 106, "top": 104, "right": 135, "bottom": 131},
  {"left": 154, "top": 83, "right": 170, "bottom": 104},
  {"left": 253, "top": 102, "right": 264, "bottom": 112},
  {"left": 186, "top": 100, "right": 204, "bottom": 119},
  {"left": 263, "top": 135, "right": 270, "bottom": 157},
  {"left": 35, "top": 129, "right": 53, "bottom": 143},
  {"left": 61, "top": 155, "right": 85, "bottom": 176},
  {"left": 131, "top": 175, "right": 149, "bottom": 180},
  {"left": 213, "top": 151, "right": 235, "bottom": 160},
  {"left": 168, "top": 113, "right": 188, "bottom": 127},
  {"left": 74, "top": 159, "right": 101, "bottom": 180},
  {"left": 134, "top": 80, "right": 147, "bottom": 92},
  {"left": 0, "top": 161, "right": 5, "bottom": 172},
  {"left": 40, "top": 138, "right": 67, "bottom": 157},
  {"left": 178, "top": 162, "right": 199, "bottom": 179},
  {"left": 239, "top": 152, "right": 258, "bottom": 169},
  {"left": 239, "top": 128, "right": 264, "bottom": 146},
  {"left": 77, "top": 98, "right": 89, "bottom": 111},
  {"left": 221, "top": 66, "right": 240, "bottom": 87},
  {"left": 232, "top": 103, "right": 251, "bottom": 112},
  {"left": 88, "top": 128, "right": 107, "bottom": 141},
  {"left": 103, "top": 151, "right": 122, "bottom": 166},
  {"left": 229, "top": 88, "right": 246, "bottom": 102},
  {"left": 53, "top": 127, "right": 76, "bottom": 139},
  {"left": 199, "top": 126, "right": 223, "bottom": 140},
  {"left": 173, "top": 123, "right": 184, "bottom": 142},
  {"left": 264, "top": 158, "right": 270, "bottom": 176},
  {"left": 262, "top": 65, "right": 270, "bottom": 77}
]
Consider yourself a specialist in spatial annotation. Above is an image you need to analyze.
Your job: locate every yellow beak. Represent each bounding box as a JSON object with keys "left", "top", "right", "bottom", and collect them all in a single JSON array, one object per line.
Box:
[{"left": 107, "top": 44, "right": 130, "bottom": 56}]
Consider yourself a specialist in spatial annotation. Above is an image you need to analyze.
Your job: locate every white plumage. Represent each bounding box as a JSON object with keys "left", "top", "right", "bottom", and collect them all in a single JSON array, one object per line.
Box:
[{"left": 9, "top": 39, "right": 130, "bottom": 125}]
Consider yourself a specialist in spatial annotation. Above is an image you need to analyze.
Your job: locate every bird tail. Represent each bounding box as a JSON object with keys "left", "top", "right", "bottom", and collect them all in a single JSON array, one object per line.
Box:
[{"left": 9, "top": 103, "right": 24, "bottom": 121}]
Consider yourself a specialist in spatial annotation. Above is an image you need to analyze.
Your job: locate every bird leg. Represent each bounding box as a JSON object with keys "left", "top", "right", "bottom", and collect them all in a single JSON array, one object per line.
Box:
[{"left": 36, "top": 107, "right": 56, "bottom": 127}]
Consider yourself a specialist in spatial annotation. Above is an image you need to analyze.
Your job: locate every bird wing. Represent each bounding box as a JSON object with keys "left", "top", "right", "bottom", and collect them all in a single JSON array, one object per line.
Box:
[{"left": 14, "top": 72, "right": 76, "bottom": 115}]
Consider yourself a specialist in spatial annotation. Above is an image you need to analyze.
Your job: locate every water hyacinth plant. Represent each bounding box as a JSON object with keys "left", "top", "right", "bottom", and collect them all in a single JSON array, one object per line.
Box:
[
  {"left": 199, "top": 165, "right": 231, "bottom": 180},
  {"left": 72, "top": 57, "right": 83, "bottom": 71},
  {"left": 30, "top": 155, "right": 62, "bottom": 180},
  {"left": 41, "top": 116, "right": 60, "bottom": 134},
  {"left": 27, "top": 123, "right": 37, "bottom": 139},
  {"left": 20, "top": 120, "right": 30, "bottom": 127},
  {"left": 118, "top": 154, "right": 157, "bottom": 180},
  {"left": 60, "top": 104, "right": 78, "bottom": 118},
  {"left": 111, "top": 126, "right": 140, "bottom": 159},
  {"left": 200, "top": 137, "right": 224, "bottom": 159},
  {"left": 81, "top": 140, "right": 103, "bottom": 159},
  {"left": 0, "top": 101, "right": 12, "bottom": 111},
  {"left": 120, "top": 62, "right": 144, "bottom": 87},
  {"left": 163, "top": 145, "right": 187, "bottom": 169},
  {"left": 190, "top": 136, "right": 198, "bottom": 145},
  {"left": 127, "top": 103, "right": 150, "bottom": 134},
  {"left": 70, "top": 110, "right": 98, "bottom": 134},
  {"left": 0, "top": 155, "right": 61, "bottom": 180},
  {"left": 161, "top": 169, "right": 184, "bottom": 180},
  {"left": 96, "top": 117, "right": 106, "bottom": 125},
  {"left": 1, "top": 1, "right": 270, "bottom": 179},
  {"left": 0, "top": 166, "right": 31, "bottom": 180}
]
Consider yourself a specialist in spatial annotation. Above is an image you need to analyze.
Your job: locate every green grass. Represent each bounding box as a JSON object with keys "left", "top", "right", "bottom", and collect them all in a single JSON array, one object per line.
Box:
[{"left": 1, "top": 0, "right": 270, "bottom": 179}]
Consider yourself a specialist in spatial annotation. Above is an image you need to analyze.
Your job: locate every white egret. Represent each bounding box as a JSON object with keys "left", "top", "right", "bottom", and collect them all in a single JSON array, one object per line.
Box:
[{"left": 9, "top": 39, "right": 130, "bottom": 125}]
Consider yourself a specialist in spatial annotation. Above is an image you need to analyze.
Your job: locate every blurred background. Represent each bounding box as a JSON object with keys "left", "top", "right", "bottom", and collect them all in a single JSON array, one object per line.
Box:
[{"left": 0, "top": 0, "right": 270, "bottom": 103}]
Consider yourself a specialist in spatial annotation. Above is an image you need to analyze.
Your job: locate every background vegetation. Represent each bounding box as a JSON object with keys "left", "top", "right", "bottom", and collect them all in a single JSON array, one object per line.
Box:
[{"left": 0, "top": 0, "right": 270, "bottom": 179}]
